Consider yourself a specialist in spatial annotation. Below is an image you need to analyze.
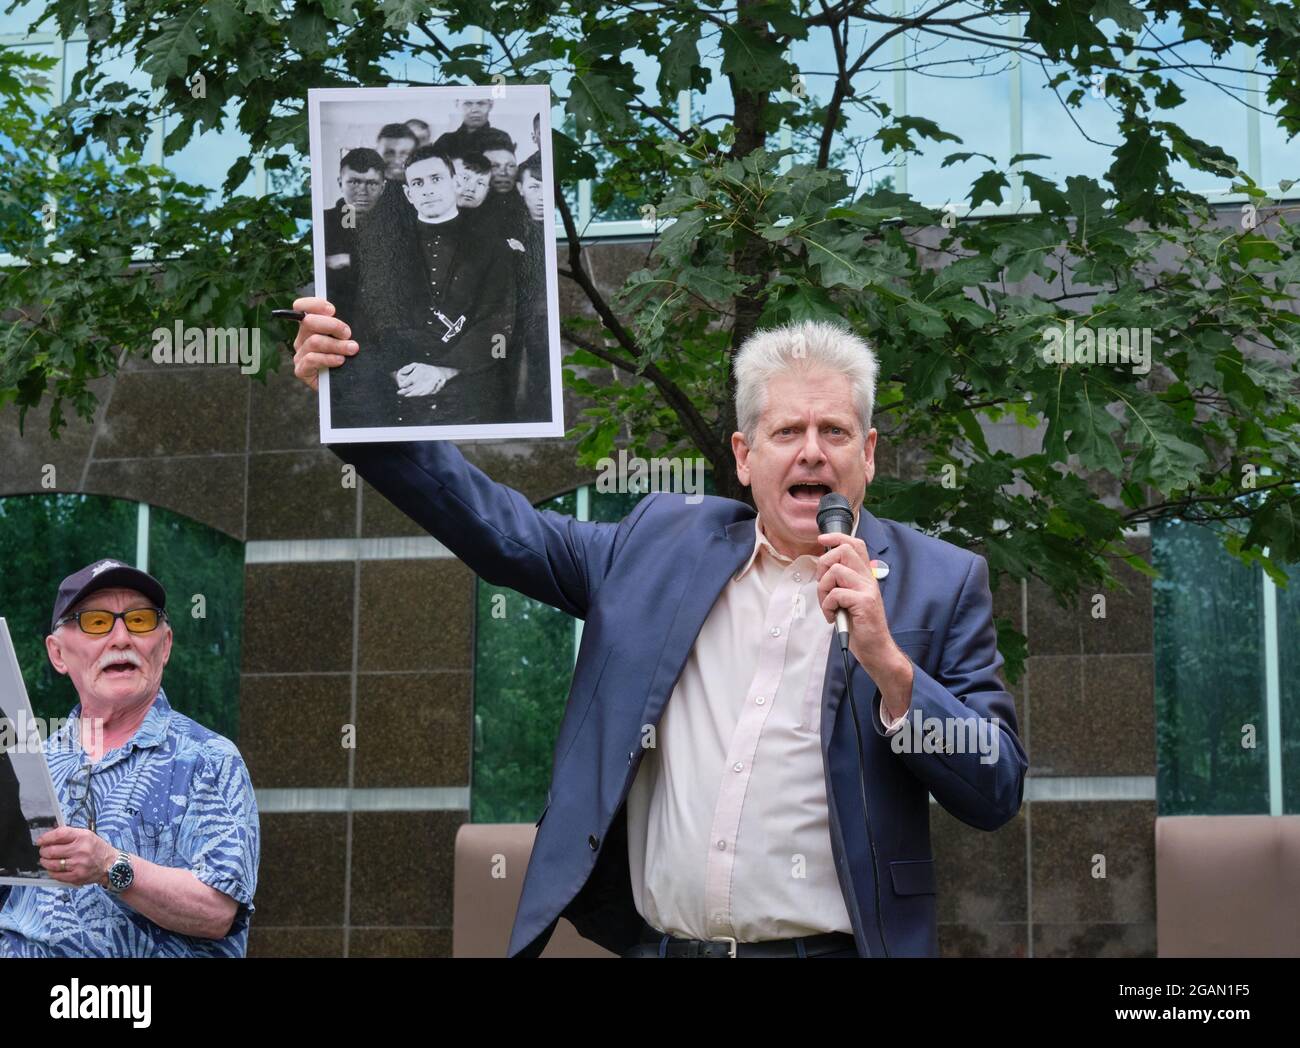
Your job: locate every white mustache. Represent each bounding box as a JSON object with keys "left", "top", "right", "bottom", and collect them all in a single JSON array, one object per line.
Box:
[{"left": 96, "top": 649, "right": 142, "bottom": 673}]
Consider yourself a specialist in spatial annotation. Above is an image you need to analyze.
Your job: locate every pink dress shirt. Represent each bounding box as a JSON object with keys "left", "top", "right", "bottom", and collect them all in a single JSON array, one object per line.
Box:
[{"left": 624, "top": 512, "right": 907, "bottom": 943}]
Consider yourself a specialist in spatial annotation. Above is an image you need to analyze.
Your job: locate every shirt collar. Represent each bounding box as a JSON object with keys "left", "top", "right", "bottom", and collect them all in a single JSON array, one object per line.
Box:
[
  {"left": 734, "top": 506, "right": 862, "bottom": 581},
  {"left": 63, "top": 688, "right": 172, "bottom": 756}
]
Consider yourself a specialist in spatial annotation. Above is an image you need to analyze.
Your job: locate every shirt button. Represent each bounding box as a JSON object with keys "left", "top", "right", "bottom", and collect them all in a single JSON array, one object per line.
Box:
[
  {"left": 716, "top": 840, "right": 726, "bottom": 851},
  {"left": 732, "top": 761, "right": 743, "bottom": 772},
  {"left": 770, "top": 626, "right": 781, "bottom": 637},
  {"left": 588, "top": 834, "right": 600, "bottom": 850},
  {"left": 793, "top": 572, "right": 802, "bottom": 582},
  {"left": 755, "top": 696, "right": 765, "bottom": 705}
]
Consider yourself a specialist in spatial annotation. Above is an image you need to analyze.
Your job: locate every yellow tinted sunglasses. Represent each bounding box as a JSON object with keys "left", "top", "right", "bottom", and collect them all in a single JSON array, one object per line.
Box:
[{"left": 55, "top": 607, "right": 165, "bottom": 635}]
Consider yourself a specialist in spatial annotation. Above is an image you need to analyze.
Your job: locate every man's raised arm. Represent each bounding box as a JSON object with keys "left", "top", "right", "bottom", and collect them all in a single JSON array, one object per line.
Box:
[{"left": 290, "top": 297, "right": 638, "bottom": 619}]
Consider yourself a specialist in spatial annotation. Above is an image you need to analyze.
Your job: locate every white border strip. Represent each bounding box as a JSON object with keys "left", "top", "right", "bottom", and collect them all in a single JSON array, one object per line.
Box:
[
  {"left": 258, "top": 779, "right": 1154, "bottom": 814},
  {"left": 1026, "top": 775, "right": 1156, "bottom": 802},
  {"left": 245, "top": 537, "right": 453, "bottom": 563},
  {"left": 257, "top": 787, "right": 470, "bottom": 813},
  {"left": 929, "top": 775, "right": 1156, "bottom": 804}
]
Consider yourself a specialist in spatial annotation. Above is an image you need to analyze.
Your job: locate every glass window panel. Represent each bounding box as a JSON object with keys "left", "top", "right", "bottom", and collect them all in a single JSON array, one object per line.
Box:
[
  {"left": 1, "top": 41, "right": 55, "bottom": 121},
  {"left": 59, "top": 39, "right": 157, "bottom": 167},
  {"left": 0, "top": 1, "right": 53, "bottom": 36},
  {"left": 163, "top": 99, "right": 256, "bottom": 201},
  {"left": 691, "top": 26, "right": 733, "bottom": 138},
  {"left": 146, "top": 505, "right": 244, "bottom": 741},
  {"left": 549, "top": 68, "right": 580, "bottom": 220},
  {"left": 1152, "top": 519, "right": 1270, "bottom": 815},
  {"left": 1022, "top": 55, "right": 1122, "bottom": 192},
  {"left": 1157, "top": 34, "right": 1247, "bottom": 193},
  {"left": 788, "top": 22, "right": 898, "bottom": 196},
  {"left": 590, "top": 47, "right": 659, "bottom": 223},
  {"left": 1248, "top": 43, "right": 1298, "bottom": 190},
  {"left": 1275, "top": 566, "right": 1300, "bottom": 814},
  {"left": 902, "top": 15, "right": 1015, "bottom": 206},
  {"left": 471, "top": 489, "right": 577, "bottom": 823},
  {"left": 0, "top": 494, "right": 137, "bottom": 721}
]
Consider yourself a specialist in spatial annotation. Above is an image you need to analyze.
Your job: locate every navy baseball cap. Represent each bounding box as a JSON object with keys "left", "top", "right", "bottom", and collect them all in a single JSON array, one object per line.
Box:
[{"left": 51, "top": 559, "right": 168, "bottom": 631}]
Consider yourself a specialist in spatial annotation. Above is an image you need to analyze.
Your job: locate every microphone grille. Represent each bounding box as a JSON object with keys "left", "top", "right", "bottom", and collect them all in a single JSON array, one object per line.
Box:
[{"left": 816, "top": 492, "right": 854, "bottom": 533}]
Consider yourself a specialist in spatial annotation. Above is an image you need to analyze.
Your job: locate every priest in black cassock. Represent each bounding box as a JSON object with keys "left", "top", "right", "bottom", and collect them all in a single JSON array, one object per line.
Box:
[{"left": 329, "top": 144, "right": 517, "bottom": 429}]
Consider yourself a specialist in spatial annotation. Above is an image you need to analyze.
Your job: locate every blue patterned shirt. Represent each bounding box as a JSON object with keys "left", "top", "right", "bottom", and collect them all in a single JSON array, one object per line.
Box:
[{"left": 0, "top": 690, "right": 259, "bottom": 957}]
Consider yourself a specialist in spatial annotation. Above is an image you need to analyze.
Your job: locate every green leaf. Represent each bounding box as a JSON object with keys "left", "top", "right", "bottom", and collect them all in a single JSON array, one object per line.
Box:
[
  {"left": 935, "top": 294, "right": 995, "bottom": 328},
  {"left": 1063, "top": 175, "right": 1110, "bottom": 242},
  {"left": 657, "top": 25, "right": 700, "bottom": 100},
  {"left": 1153, "top": 79, "right": 1185, "bottom": 109},
  {"left": 1130, "top": 410, "right": 1208, "bottom": 491},
  {"left": 907, "top": 350, "right": 952, "bottom": 402},
  {"left": 801, "top": 229, "right": 874, "bottom": 289},
  {"left": 206, "top": 0, "right": 245, "bottom": 47},
  {"left": 1238, "top": 233, "right": 1283, "bottom": 263},
  {"left": 942, "top": 151, "right": 996, "bottom": 168},
  {"left": 379, "top": 0, "right": 425, "bottom": 29},
  {"left": 140, "top": 9, "right": 205, "bottom": 81},
  {"left": 1063, "top": 388, "right": 1124, "bottom": 474},
  {"left": 654, "top": 209, "right": 707, "bottom": 258},
  {"left": 321, "top": 0, "right": 358, "bottom": 23},
  {"left": 876, "top": 116, "right": 961, "bottom": 155},
  {"left": 1092, "top": 0, "right": 1146, "bottom": 31},
  {"left": 286, "top": 8, "right": 331, "bottom": 56},
  {"left": 755, "top": 1, "right": 811, "bottom": 38},
  {"left": 568, "top": 71, "right": 636, "bottom": 137},
  {"left": 719, "top": 23, "right": 786, "bottom": 91},
  {"left": 991, "top": 221, "right": 1061, "bottom": 283},
  {"left": 968, "top": 170, "right": 1009, "bottom": 208}
]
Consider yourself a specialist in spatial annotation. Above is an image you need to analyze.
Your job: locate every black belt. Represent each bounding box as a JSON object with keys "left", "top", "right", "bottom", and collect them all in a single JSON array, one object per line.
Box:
[{"left": 625, "top": 924, "right": 857, "bottom": 958}]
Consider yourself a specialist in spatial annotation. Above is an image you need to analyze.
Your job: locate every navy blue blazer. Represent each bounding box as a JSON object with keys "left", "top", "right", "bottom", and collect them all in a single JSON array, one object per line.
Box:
[{"left": 333, "top": 439, "right": 1028, "bottom": 957}]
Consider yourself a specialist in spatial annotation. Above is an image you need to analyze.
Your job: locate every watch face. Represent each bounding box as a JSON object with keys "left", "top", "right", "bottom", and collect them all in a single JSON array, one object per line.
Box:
[{"left": 107, "top": 856, "right": 134, "bottom": 893}]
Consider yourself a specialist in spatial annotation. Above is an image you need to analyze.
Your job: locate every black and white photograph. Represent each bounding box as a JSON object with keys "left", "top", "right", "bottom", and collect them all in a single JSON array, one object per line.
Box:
[
  {"left": 0, "top": 620, "right": 62, "bottom": 888},
  {"left": 308, "top": 85, "right": 564, "bottom": 442}
]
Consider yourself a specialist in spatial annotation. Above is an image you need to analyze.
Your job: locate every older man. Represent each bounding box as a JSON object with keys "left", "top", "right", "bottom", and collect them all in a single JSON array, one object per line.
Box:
[
  {"left": 289, "top": 308, "right": 1027, "bottom": 958},
  {"left": 0, "top": 561, "right": 259, "bottom": 957}
]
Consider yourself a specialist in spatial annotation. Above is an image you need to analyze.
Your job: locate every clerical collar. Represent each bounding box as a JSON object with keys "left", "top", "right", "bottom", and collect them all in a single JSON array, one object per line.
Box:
[{"left": 417, "top": 209, "right": 459, "bottom": 225}]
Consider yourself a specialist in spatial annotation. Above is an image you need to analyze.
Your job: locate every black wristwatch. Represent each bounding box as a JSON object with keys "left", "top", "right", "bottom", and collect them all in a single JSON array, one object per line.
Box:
[{"left": 105, "top": 852, "right": 134, "bottom": 894}]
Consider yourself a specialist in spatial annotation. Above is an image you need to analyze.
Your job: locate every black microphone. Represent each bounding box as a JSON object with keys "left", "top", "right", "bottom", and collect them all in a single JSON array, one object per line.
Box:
[{"left": 816, "top": 492, "right": 854, "bottom": 652}]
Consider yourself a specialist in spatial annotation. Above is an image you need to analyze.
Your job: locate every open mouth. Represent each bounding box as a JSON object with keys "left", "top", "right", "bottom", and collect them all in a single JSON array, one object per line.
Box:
[
  {"left": 787, "top": 482, "right": 832, "bottom": 503},
  {"left": 101, "top": 660, "right": 138, "bottom": 677}
]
